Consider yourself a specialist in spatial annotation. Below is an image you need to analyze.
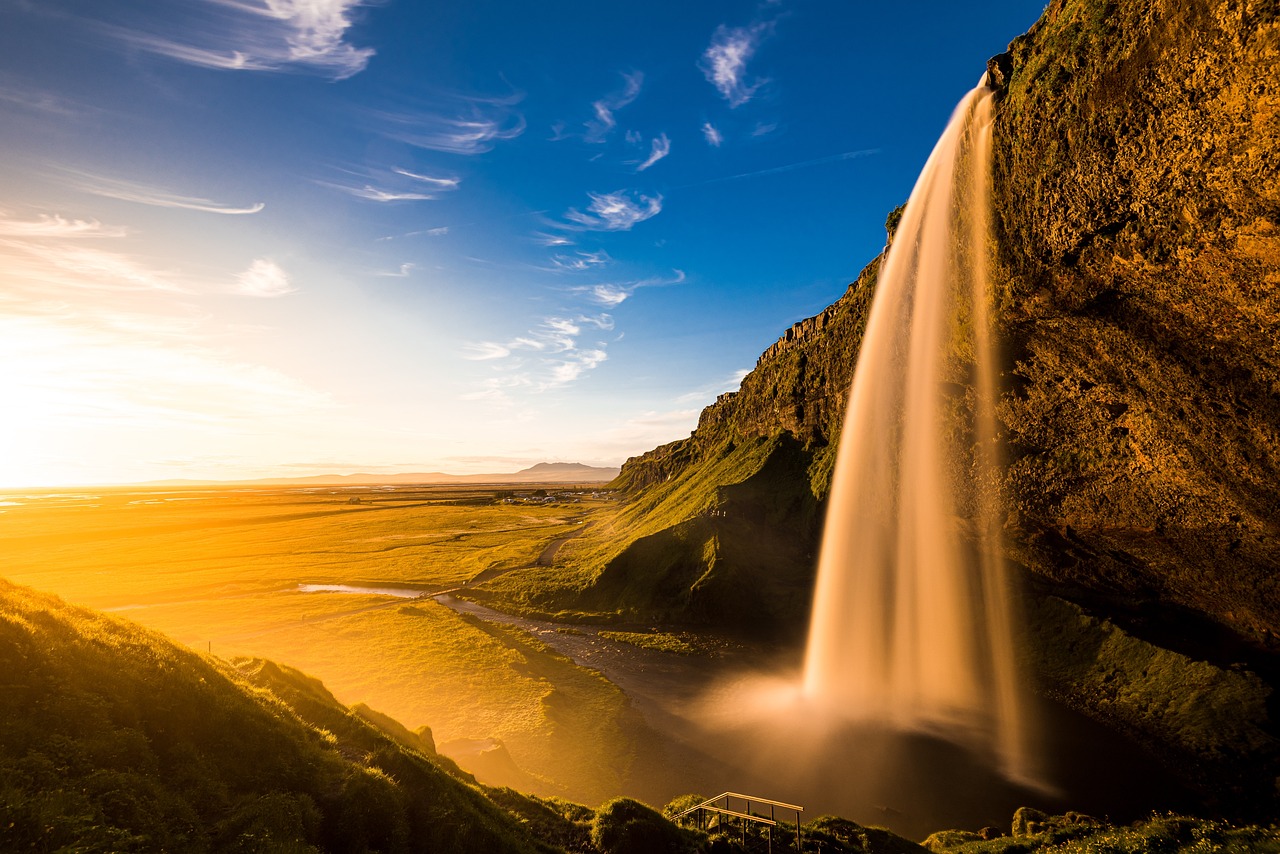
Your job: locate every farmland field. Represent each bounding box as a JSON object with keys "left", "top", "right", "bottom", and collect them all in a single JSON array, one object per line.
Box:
[{"left": 0, "top": 483, "right": 678, "bottom": 805}]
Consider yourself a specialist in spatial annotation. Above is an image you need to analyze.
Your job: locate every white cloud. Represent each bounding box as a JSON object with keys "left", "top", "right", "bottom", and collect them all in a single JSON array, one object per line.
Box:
[
  {"left": 3, "top": 242, "right": 188, "bottom": 294},
  {"left": 674, "top": 368, "right": 751, "bottom": 404},
  {"left": 462, "top": 312, "right": 617, "bottom": 396},
  {"left": 701, "top": 121, "right": 724, "bottom": 147},
  {"left": 0, "top": 209, "right": 340, "bottom": 486},
  {"left": 701, "top": 22, "right": 773, "bottom": 107},
  {"left": 692, "top": 148, "right": 880, "bottom": 187},
  {"left": 393, "top": 112, "right": 525, "bottom": 155},
  {"left": 572, "top": 269, "right": 685, "bottom": 307},
  {"left": 586, "top": 285, "right": 630, "bottom": 307},
  {"left": 334, "top": 185, "right": 435, "bottom": 202},
  {"left": 636, "top": 133, "right": 671, "bottom": 172},
  {"left": 562, "top": 190, "right": 662, "bottom": 232},
  {"left": 463, "top": 342, "right": 512, "bottom": 361},
  {"left": 0, "top": 211, "right": 125, "bottom": 239},
  {"left": 426, "top": 227, "right": 450, "bottom": 237},
  {"left": 1, "top": 211, "right": 182, "bottom": 296},
  {"left": 550, "top": 250, "right": 611, "bottom": 272},
  {"left": 584, "top": 71, "right": 643, "bottom": 143},
  {"left": 236, "top": 259, "right": 295, "bottom": 297},
  {"left": 532, "top": 232, "right": 574, "bottom": 247},
  {"left": 374, "top": 262, "right": 415, "bottom": 277},
  {"left": 392, "top": 168, "right": 460, "bottom": 189},
  {"left": 106, "top": 0, "right": 375, "bottom": 80},
  {"left": 323, "top": 164, "right": 461, "bottom": 202},
  {"left": 751, "top": 121, "right": 779, "bottom": 137},
  {"left": 0, "top": 80, "right": 92, "bottom": 118},
  {"left": 60, "top": 170, "right": 265, "bottom": 215},
  {"left": 590, "top": 407, "right": 704, "bottom": 459},
  {"left": 548, "top": 347, "right": 606, "bottom": 385}
]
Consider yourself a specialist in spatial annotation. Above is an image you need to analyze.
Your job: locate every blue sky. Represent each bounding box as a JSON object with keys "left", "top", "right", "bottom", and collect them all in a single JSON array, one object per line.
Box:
[{"left": 0, "top": 0, "right": 1043, "bottom": 486}]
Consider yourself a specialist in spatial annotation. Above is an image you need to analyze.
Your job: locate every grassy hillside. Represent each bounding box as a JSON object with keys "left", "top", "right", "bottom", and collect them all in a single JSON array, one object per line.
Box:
[
  {"left": 0, "top": 578, "right": 570, "bottom": 852},
  {"left": 469, "top": 434, "right": 822, "bottom": 634},
  {"left": 3, "top": 575, "right": 1278, "bottom": 852}
]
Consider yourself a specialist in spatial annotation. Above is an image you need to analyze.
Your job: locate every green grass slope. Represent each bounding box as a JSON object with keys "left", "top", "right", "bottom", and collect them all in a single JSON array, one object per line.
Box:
[
  {"left": 470, "top": 434, "right": 822, "bottom": 635},
  {"left": 0, "top": 578, "right": 563, "bottom": 853}
]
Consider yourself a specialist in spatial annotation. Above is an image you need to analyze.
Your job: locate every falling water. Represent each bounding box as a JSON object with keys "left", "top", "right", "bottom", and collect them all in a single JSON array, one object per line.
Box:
[{"left": 801, "top": 80, "right": 1036, "bottom": 784}]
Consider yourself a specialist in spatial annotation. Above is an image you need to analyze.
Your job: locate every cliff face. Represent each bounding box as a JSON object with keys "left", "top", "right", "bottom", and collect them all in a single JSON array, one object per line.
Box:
[
  {"left": 592, "top": 0, "right": 1279, "bottom": 810},
  {"left": 615, "top": 255, "right": 880, "bottom": 499},
  {"left": 992, "top": 0, "right": 1280, "bottom": 647},
  {"left": 610, "top": 0, "right": 1279, "bottom": 645}
]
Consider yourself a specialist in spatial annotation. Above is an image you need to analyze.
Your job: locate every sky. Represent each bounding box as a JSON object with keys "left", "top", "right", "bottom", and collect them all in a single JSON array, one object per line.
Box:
[{"left": 0, "top": 0, "right": 1044, "bottom": 487}]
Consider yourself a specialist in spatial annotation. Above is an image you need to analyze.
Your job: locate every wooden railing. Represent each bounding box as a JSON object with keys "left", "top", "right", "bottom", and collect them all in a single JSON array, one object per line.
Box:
[{"left": 674, "top": 792, "right": 804, "bottom": 852}]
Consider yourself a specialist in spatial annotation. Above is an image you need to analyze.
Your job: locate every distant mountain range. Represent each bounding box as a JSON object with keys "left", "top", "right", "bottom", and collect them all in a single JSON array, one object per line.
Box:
[{"left": 146, "top": 462, "right": 620, "bottom": 488}]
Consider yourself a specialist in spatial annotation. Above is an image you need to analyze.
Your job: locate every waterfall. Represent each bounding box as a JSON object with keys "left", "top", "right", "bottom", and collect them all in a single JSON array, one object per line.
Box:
[{"left": 800, "top": 80, "right": 1035, "bottom": 784}]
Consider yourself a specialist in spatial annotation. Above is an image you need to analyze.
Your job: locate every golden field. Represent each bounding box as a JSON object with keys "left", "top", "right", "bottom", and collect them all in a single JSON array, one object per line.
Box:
[{"left": 0, "top": 484, "right": 658, "bottom": 806}]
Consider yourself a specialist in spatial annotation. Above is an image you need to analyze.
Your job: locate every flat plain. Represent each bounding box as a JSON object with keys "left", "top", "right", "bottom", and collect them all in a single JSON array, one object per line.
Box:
[{"left": 0, "top": 484, "right": 663, "bottom": 806}]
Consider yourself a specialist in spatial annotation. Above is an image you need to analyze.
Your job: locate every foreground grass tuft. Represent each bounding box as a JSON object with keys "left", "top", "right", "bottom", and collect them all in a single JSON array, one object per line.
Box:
[
  {"left": 922, "top": 810, "right": 1280, "bottom": 854},
  {"left": 0, "top": 578, "right": 557, "bottom": 853}
]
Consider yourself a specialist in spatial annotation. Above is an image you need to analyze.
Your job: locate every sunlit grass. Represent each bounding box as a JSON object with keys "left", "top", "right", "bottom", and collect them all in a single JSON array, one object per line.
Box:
[
  {"left": 1, "top": 487, "right": 586, "bottom": 607},
  {"left": 0, "top": 485, "right": 652, "bottom": 805},
  {"left": 598, "top": 630, "right": 697, "bottom": 655}
]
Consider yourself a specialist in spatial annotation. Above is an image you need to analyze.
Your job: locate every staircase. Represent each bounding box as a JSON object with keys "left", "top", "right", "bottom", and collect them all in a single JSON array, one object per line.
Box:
[{"left": 673, "top": 792, "right": 804, "bottom": 853}]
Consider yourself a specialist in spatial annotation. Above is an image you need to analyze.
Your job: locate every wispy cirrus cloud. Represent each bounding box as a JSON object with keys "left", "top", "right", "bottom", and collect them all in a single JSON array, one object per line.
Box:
[
  {"left": 59, "top": 170, "right": 264, "bottom": 215},
  {"left": 701, "top": 21, "right": 775, "bottom": 107},
  {"left": 4, "top": 243, "right": 188, "bottom": 294},
  {"left": 571, "top": 270, "right": 685, "bottom": 307},
  {"left": 235, "top": 259, "right": 295, "bottom": 297},
  {"left": 0, "top": 209, "right": 190, "bottom": 295},
  {"left": 371, "top": 91, "right": 525, "bottom": 155},
  {"left": 0, "top": 207, "right": 333, "bottom": 489},
  {"left": 374, "top": 262, "right": 415, "bottom": 278},
  {"left": 0, "top": 78, "right": 95, "bottom": 118},
  {"left": 675, "top": 368, "right": 751, "bottom": 404},
  {"left": 321, "top": 163, "right": 461, "bottom": 203},
  {"left": 335, "top": 185, "right": 435, "bottom": 202},
  {"left": 463, "top": 341, "right": 512, "bottom": 361},
  {"left": 549, "top": 250, "right": 611, "bottom": 272},
  {"left": 635, "top": 134, "right": 671, "bottom": 172},
  {"left": 587, "top": 406, "right": 705, "bottom": 461},
  {"left": 102, "top": 0, "right": 375, "bottom": 80},
  {"left": 402, "top": 114, "right": 526, "bottom": 154},
  {"left": 463, "top": 313, "right": 615, "bottom": 398},
  {"left": 0, "top": 211, "right": 125, "bottom": 239},
  {"left": 532, "top": 232, "right": 574, "bottom": 247},
  {"left": 685, "top": 148, "right": 880, "bottom": 188},
  {"left": 392, "top": 168, "right": 460, "bottom": 190},
  {"left": 583, "top": 71, "right": 643, "bottom": 143},
  {"left": 701, "top": 122, "right": 724, "bottom": 147},
  {"left": 560, "top": 190, "right": 662, "bottom": 232}
]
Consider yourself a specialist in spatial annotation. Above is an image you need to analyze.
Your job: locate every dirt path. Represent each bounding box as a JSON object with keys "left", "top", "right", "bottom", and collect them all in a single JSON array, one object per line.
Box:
[{"left": 435, "top": 516, "right": 593, "bottom": 592}]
